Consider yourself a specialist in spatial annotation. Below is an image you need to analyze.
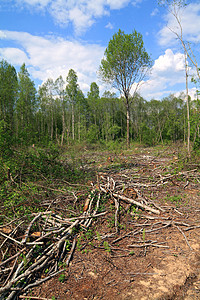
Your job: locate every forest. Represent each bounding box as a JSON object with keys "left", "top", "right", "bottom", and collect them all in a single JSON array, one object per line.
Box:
[
  {"left": 1, "top": 0, "right": 200, "bottom": 297},
  {"left": 1, "top": 59, "right": 200, "bottom": 154},
  {"left": 0, "top": 34, "right": 200, "bottom": 299}
]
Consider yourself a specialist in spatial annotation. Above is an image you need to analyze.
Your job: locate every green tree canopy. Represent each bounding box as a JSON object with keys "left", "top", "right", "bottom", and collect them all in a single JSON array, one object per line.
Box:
[
  {"left": 0, "top": 60, "right": 18, "bottom": 130},
  {"left": 99, "top": 29, "right": 152, "bottom": 147}
]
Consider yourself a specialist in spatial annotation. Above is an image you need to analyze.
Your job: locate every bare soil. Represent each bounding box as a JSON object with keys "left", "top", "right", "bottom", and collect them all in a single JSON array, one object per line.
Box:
[{"left": 19, "top": 146, "right": 200, "bottom": 299}]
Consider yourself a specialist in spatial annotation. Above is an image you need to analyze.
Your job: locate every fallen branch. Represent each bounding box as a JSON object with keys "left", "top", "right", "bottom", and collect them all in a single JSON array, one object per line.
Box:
[
  {"left": 112, "top": 192, "right": 160, "bottom": 214},
  {"left": 175, "top": 225, "right": 193, "bottom": 250}
]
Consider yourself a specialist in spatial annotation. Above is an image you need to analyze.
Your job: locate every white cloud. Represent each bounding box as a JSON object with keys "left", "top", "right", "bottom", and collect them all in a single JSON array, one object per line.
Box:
[
  {"left": 9, "top": 0, "right": 132, "bottom": 34},
  {"left": 107, "top": 0, "right": 130, "bottom": 10},
  {"left": 0, "top": 30, "right": 104, "bottom": 92},
  {"left": 159, "top": 3, "right": 200, "bottom": 46},
  {"left": 153, "top": 49, "right": 185, "bottom": 75},
  {"left": 0, "top": 47, "right": 29, "bottom": 65},
  {"left": 151, "top": 8, "right": 159, "bottom": 17},
  {"left": 0, "top": 31, "right": 195, "bottom": 101},
  {"left": 136, "top": 49, "right": 192, "bottom": 100},
  {"left": 174, "top": 87, "right": 198, "bottom": 101},
  {"left": 132, "top": 0, "right": 143, "bottom": 7},
  {"left": 105, "top": 22, "right": 114, "bottom": 30}
]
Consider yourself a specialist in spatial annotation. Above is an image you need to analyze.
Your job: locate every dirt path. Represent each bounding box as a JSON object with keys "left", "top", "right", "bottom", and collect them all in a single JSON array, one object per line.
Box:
[{"left": 25, "top": 146, "right": 200, "bottom": 300}]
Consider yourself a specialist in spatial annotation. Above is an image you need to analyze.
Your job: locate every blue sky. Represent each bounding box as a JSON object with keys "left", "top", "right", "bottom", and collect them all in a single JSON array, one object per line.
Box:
[{"left": 0, "top": 0, "right": 200, "bottom": 100}]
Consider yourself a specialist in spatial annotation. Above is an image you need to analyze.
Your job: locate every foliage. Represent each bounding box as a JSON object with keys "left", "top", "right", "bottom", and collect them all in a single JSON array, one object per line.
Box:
[
  {"left": 0, "top": 58, "right": 199, "bottom": 156},
  {"left": 58, "top": 273, "right": 66, "bottom": 283},
  {"left": 103, "top": 241, "right": 111, "bottom": 253},
  {"left": 0, "top": 59, "right": 18, "bottom": 130},
  {"left": 99, "top": 29, "right": 152, "bottom": 95},
  {"left": 0, "top": 120, "right": 13, "bottom": 158},
  {"left": 99, "top": 29, "right": 152, "bottom": 147}
]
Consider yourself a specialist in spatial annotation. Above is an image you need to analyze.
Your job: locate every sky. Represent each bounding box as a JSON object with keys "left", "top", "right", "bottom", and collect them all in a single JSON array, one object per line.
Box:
[{"left": 0, "top": 0, "right": 200, "bottom": 100}]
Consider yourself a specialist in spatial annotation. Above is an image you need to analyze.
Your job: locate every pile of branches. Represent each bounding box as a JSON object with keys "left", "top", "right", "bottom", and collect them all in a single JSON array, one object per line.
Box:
[
  {"left": 1, "top": 173, "right": 198, "bottom": 299},
  {"left": 0, "top": 204, "right": 106, "bottom": 299}
]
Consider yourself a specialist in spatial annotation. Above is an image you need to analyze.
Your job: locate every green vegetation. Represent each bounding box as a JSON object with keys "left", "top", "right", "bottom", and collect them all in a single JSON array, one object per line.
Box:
[
  {"left": 103, "top": 241, "right": 111, "bottom": 253},
  {"left": 99, "top": 29, "right": 152, "bottom": 147},
  {"left": 0, "top": 55, "right": 200, "bottom": 152},
  {"left": 58, "top": 273, "right": 66, "bottom": 283},
  {"left": 0, "top": 28, "right": 200, "bottom": 233}
]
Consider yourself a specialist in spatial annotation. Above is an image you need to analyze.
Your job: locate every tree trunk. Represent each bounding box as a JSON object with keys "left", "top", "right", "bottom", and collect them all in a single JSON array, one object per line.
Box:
[
  {"left": 126, "top": 102, "right": 130, "bottom": 148},
  {"left": 51, "top": 109, "right": 54, "bottom": 140},
  {"left": 185, "top": 53, "right": 190, "bottom": 158},
  {"left": 61, "top": 108, "right": 65, "bottom": 146},
  {"left": 78, "top": 108, "right": 81, "bottom": 142},
  {"left": 72, "top": 102, "right": 75, "bottom": 140}
]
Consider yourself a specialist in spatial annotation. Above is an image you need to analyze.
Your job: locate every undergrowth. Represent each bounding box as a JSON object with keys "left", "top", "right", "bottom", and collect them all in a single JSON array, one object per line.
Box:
[{"left": 0, "top": 144, "right": 94, "bottom": 222}]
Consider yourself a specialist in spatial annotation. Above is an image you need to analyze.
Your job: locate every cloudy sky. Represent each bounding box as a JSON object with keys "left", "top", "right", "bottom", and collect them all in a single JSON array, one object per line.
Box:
[{"left": 0, "top": 0, "right": 200, "bottom": 100}]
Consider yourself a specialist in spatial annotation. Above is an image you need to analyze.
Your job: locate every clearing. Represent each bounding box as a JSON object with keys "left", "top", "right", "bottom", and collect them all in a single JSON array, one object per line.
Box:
[{"left": 1, "top": 145, "right": 200, "bottom": 300}]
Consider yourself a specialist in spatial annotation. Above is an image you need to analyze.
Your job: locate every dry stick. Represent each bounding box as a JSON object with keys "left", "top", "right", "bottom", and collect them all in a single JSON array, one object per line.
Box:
[
  {"left": 112, "top": 192, "right": 160, "bottom": 215},
  {"left": 23, "top": 269, "right": 65, "bottom": 292},
  {"left": 3, "top": 243, "right": 54, "bottom": 295},
  {"left": 113, "top": 222, "right": 172, "bottom": 245},
  {"left": 0, "top": 231, "right": 22, "bottom": 245},
  {"left": 85, "top": 192, "right": 101, "bottom": 228},
  {"left": 0, "top": 215, "right": 25, "bottom": 228},
  {"left": 145, "top": 222, "right": 172, "bottom": 234},
  {"left": 0, "top": 267, "right": 12, "bottom": 275},
  {"left": 21, "top": 213, "right": 41, "bottom": 244},
  {"left": 6, "top": 290, "right": 19, "bottom": 300},
  {"left": 112, "top": 229, "right": 142, "bottom": 244},
  {"left": 65, "top": 211, "right": 107, "bottom": 222},
  {"left": 99, "top": 185, "right": 160, "bottom": 214},
  {"left": 66, "top": 236, "right": 77, "bottom": 266},
  {"left": 1, "top": 200, "right": 90, "bottom": 296},
  {"left": 19, "top": 296, "right": 53, "bottom": 300},
  {"left": 175, "top": 225, "right": 193, "bottom": 250},
  {"left": 11, "top": 245, "right": 39, "bottom": 283},
  {"left": 114, "top": 197, "right": 120, "bottom": 233},
  {"left": 3, "top": 256, "right": 19, "bottom": 287},
  {"left": 58, "top": 240, "right": 67, "bottom": 268},
  {"left": 184, "top": 225, "right": 200, "bottom": 231},
  {"left": 0, "top": 248, "right": 55, "bottom": 295},
  {"left": 83, "top": 196, "right": 95, "bottom": 227},
  {"left": 82, "top": 188, "right": 96, "bottom": 227},
  {"left": 128, "top": 243, "right": 169, "bottom": 248},
  {"left": 0, "top": 247, "right": 26, "bottom": 267},
  {"left": 0, "top": 220, "right": 24, "bottom": 250},
  {"left": 129, "top": 272, "right": 159, "bottom": 277},
  {"left": 19, "top": 222, "right": 78, "bottom": 295}
]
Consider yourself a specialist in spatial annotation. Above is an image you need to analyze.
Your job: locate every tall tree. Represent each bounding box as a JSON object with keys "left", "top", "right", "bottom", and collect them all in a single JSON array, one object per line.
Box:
[
  {"left": 87, "top": 82, "right": 100, "bottom": 131},
  {"left": 16, "top": 63, "right": 37, "bottom": 142},
  {"left": 0, "top": 60, "right": 18, "bottom": 131},
  {"left": 99, "top": 29, "right": 152, "bottom": 148},
  {"left": 158, "top": 0, "right": 196, "bottom": 156},
  {"left": 55, "top": 76, "right": 66, "bottom": 146},
  {"left": 38, "top": 78, "right": 56, "bottom": 141},
  {"left": 66, "top": 69, "right": 79, "bottom": 141}
]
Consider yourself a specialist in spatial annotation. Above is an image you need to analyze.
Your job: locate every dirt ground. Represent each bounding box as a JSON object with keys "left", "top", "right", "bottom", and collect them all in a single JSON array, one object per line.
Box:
[{"left": 25, "top": 146, "right": 200, "bottom": 300}]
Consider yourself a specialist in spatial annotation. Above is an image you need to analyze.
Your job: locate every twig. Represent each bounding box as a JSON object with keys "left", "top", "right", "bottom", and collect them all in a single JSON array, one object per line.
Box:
[
  {"left": 0, "top": 231, "right": 22, "bottom": 245},
  {"left": 129, "top": 272, "right": 160, "bottom": 277},
  {"left": 175, "top": 225, "right": 193, "bottom": 250},
  {"left": 128, "top": 243, "right": 169, "bottom": 248},
  {"left": 0, "top": 248, "right": 26, "bottom": 267},
  {"left": 184, "top": 225, "right": 200, "bottom": 231},
  {"left": 23, "top": 269, "right": 65, "bottom": 292},
  {"left": 114, "top": 197, "right": 120, "bottom": 233},
  {"left": 19, "top": 295, "right": 54, "bottom": 299},
  {"left": 66, "top": 236, "right": 77, "bottom": 266},
  {"left": 112, "top": 229, "right": 142, "bottom": 244},
  {"left": 21, "top": 213, "right": 41, "bottom": 244}
]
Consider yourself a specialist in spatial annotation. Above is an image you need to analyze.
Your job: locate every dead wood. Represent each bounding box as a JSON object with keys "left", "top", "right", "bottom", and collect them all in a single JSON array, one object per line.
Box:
[{"left": 1, "top": 158, "right": 199, "bottom": 300}]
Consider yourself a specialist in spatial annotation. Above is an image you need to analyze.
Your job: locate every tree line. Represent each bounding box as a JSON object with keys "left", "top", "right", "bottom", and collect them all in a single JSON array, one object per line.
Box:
[{"left": 0, "top": 58, "right": 200, "bottom": 156}]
